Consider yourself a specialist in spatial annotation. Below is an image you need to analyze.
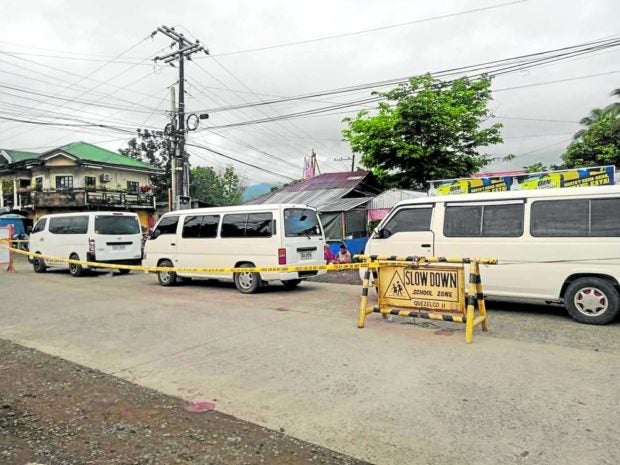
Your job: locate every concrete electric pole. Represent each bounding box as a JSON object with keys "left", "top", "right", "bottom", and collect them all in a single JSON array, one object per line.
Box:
[{"left": 152, "top": 25, "right": 208, "bottom": 210}]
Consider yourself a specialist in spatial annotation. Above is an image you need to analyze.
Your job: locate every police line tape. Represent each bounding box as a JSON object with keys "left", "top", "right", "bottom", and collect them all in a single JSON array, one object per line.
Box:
[{"left": 0, "top": 242, "right": 368, "bottom": 274}]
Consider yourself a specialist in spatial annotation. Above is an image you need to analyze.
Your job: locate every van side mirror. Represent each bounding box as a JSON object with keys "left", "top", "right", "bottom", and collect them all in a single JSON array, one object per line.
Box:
[
  {"left": 150, "top": 229, "right": 161, "bottom": 239},
  {"left": 375, "top": 228, "right": 391, "bottom": 239}
]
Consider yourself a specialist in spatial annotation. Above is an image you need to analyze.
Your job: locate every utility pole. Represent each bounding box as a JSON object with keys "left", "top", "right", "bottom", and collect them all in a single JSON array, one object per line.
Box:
[
  {"left": 168, "top": 85, "right": 176, "bottom": 211},
  {"left": 334, "top": 154, "right": 356, "bottom": 172},
  {"left": 153, "top": 25, "right": 208, "bottom": 210}
]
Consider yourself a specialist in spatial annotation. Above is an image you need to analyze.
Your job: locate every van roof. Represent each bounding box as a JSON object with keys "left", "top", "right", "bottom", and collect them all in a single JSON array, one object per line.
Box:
[
  {"left": 395, "top": 185, "right": 620, "bottom": 208},
  {"left": 39, "top": 211, "right": 139, "bottom": 218},
  {"left": 162, "top": 203, "right": 316, "bottom": 216}
]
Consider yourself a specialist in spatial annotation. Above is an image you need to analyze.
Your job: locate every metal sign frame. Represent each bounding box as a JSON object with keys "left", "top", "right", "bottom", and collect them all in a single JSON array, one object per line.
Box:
[{"left": 357, "top": 256, "right": 496, "bottom": 343}]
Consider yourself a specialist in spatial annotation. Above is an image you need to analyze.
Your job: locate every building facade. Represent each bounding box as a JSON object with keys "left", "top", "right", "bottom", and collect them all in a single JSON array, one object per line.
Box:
[{"left": 0, "top": 142, "right": 162, "bottom": 227}]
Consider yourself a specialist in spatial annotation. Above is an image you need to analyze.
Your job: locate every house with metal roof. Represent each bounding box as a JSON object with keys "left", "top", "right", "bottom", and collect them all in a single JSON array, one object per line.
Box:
[
  {"left": 246, "top": 171, "right": 381, "bottom": 254},
  {"left": 0, "top": 142, "right": 162, "bottom": 227}
]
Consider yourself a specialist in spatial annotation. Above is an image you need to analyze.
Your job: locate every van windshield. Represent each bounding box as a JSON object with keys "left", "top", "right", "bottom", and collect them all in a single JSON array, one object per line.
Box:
[
  {"left": 284, "top": 208, "right": 322, "bottom": 237},
  {"left": 95, "top": 215, "right": 140, "bottom": 235}
]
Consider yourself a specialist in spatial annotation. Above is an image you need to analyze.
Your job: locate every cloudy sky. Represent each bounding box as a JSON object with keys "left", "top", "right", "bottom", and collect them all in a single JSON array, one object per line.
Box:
[{"left": 1, "top": 0, "right": 619, "bottom": 185}]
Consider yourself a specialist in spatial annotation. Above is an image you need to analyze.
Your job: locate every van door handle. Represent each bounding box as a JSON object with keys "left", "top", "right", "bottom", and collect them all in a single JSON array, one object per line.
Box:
[
  {"left": 170, "top": 243, "right": 176, "bottom": 246},
  {"left": 421, "top": 243, "right": 431, "bottom": 247}
]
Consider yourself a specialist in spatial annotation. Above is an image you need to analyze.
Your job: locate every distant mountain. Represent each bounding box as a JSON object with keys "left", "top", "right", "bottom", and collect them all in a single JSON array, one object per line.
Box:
[{"left": 242, "top": 183, "right": 282, "bottom": 202}]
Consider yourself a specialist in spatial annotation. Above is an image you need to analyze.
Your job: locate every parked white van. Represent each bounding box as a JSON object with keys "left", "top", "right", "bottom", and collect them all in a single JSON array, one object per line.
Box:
[
  {"left": 29, "top": 212, "right": 143, "bottom": 276},
  {"left": 364, "top": 185, "right": 620, "bottom": 324},
  {"left": 143, "top": 204, "right": 327, "bottom": 293}
]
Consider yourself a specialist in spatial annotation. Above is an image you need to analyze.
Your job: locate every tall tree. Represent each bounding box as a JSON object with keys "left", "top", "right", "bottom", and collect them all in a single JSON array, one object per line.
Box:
[
  {"left": 119, "top": 129, "right": 171, "bottom": 201},
  {"left": 190, "top": 165, "right": 244, "bottom": 206},
  {"left": 563, "top": 88, "right": 620, "bottom": 168},
  {"left": 342, "top": 74, "right": 503, "bottom": 189}
]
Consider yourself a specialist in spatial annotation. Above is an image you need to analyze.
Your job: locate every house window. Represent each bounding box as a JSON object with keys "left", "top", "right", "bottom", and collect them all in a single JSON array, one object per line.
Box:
[
  {"left": 34, "top": 177, "right": 43, "bottom": 191},
  {"left": 55, "top": 176, "right": 73, "bottom": 190},
  {"left": 19, "top": 179, "right": 30, "bottom": 189},
  {"left": 127, "top": 181, "right": 139, "bottom": 193},
  {"left": 84, "top": 176, "right": 96, "bottom": 188}
]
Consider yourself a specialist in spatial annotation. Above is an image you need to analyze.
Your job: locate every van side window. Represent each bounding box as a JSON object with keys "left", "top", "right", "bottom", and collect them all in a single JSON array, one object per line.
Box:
[
  {"left": 246, "top": 213, "right": 273, "bottom": 237},
  {"left": 221, "top": 213, "right": 273, "bottom": 238},
  {"left": 382, "top": 207, "right": 432, "bottom": 235},
  {"left": 531, "top": 198, "right": 620, "bottom": 237},
  {"left": 32, "top": 218, "right": 47, "bottom": 233},
  {"left": 444, "top": 204, "right": 524, "bottom": 237},
  {"left": 221, "top": 214, "right": 247, "bottom": 238},
  {"left": 156, "top": 216, "right": 179, "bottom": 235},
  {"left": 49, "top": 216, "right": 88, "bottom": 234},
  {"left": 182, "top": 215, "right": 220, "bottom": 238}
]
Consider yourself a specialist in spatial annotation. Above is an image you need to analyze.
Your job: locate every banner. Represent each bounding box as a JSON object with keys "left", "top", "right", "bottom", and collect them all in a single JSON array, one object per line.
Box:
[{"left": 428, "top": 166, "right": 616, "bottom": 196}]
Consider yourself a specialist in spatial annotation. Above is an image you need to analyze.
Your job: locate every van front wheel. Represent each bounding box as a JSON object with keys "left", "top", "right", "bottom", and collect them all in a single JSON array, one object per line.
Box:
[
  {"left": 234, "top": 264, "right": 261, "bottom": 294},
  {"left": 157, "top": 260, "right": 177, "bottom": 286},
  {"left": 564, "top": 277, "right": 619, "bottom": 325},
  {"left": 32, "top": 255, "right": 47, "bottom": 273}
]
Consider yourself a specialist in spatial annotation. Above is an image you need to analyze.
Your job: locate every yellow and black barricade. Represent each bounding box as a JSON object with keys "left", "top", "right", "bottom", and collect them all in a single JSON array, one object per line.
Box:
[{"left": 356, "top": 255, "right": 497, "bottom": 343}]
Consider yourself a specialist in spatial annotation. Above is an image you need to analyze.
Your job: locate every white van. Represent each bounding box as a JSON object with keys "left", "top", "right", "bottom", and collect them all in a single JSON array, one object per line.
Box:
[
  {"left": 143, "top": 204, "right": 327, "bottom": 293},
  {"left": 364, "top": 185, "right": 620, "bottom": 325},
  {"left": 29, "top": 212, "right": 143, "bottom": 276}
]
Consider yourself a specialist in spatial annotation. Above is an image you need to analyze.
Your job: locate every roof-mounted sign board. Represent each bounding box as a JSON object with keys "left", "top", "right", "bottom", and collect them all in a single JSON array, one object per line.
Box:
[{"left": 428, "top": 165, "right": 615, "bottom": 196}]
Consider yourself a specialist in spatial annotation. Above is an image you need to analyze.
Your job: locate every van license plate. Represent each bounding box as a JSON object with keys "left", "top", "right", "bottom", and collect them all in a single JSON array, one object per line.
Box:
[
  {"left": 300, "top": 252, "right": 312, "bottom": 260},
  {"left": 112, "top": 245, "right": 125, "bottom": 251}
]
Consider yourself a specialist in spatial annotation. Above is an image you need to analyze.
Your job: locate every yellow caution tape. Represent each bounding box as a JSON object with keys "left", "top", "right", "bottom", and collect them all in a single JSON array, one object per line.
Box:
[{"left": 1, "top": 243, "right": 366, "bottom": 274}]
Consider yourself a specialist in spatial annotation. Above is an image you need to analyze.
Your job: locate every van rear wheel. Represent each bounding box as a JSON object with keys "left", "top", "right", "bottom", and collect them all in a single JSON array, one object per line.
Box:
[
  {"left": 564, "top": 277, "right": 619, "bottom": 325},
  {"left": 68, "top": 253, "right": 85, "bottom": 277},
  {"left": 157, "top": 260, "right": 177, "bottom": 286},
  {"left": 234, "top": 264, "right": 261, "bottom": 294}
]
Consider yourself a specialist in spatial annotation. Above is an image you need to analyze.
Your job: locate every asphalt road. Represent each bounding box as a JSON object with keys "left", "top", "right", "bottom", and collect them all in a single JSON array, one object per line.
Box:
[{"left": 1, "top": 258, "right": 619, "bottom": 465}]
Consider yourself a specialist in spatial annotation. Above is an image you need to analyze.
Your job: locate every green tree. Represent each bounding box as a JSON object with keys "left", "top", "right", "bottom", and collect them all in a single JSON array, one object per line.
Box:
[
  {"left": 119, "top": 129, "right": 171, "bottom": 201},
  {"left": 342, "top": 74, "right": 503, "bottom": 189},
  {"left": 190, "top": 165, "right": 244, "bottom": 206},
  {"left": 523, "top": 162, "right": 548, "bottom": 173},
  {"left": 563, "top": 88, "right": 620, "bottom": 168}
]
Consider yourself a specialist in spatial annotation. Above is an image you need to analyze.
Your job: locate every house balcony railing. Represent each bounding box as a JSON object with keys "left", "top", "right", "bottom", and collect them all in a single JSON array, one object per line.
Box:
[{"left": 18, "top": 188, "right": 155, "bottom": 210}]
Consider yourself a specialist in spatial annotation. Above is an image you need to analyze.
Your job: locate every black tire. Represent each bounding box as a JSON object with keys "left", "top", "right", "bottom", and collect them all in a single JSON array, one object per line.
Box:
[
  {"left": 234, "top": 264, "right": 261, "bottom": 294},
  {"left": 118, "top": 268, "right": 131, "bottom": 275},
  {"left": 564, "top": 277, "right": 620, "bottom": 325},
  {"left": 32, "top": 254, "right": 47, "bottom": 273},
  {"left": 157, "top": 259, "right": 177, "bottom": 287},
  {"left": 68, "top": 253, "right": 85, "bottom": 277},
  {"left": 282, "top": 279, "right": 302, "bottom": 290}
]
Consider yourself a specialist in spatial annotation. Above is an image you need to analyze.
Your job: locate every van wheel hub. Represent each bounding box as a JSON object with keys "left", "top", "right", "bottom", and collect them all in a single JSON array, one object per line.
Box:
[
  {"left": 574, "top": 287, "right": 608, "bottom": 316},
  {"left": 238, "top": 272, "right": 254, "bottom": 289}
]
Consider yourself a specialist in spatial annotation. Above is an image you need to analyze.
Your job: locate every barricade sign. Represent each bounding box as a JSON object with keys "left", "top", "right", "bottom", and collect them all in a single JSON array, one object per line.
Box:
[{"left": 356, "top": 255, "right": 497, "bottom": 343}]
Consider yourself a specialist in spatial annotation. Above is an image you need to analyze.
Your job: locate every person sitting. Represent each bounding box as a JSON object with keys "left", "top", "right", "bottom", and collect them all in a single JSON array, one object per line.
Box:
[{"left": 331, "top": 244, "right": 352, "bottom": 264}]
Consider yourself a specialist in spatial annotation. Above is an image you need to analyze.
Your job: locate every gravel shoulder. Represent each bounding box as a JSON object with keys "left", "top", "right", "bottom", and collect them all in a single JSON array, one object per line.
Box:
[{"left": 0, "top": 338, "right": 372, "bottom": 465}]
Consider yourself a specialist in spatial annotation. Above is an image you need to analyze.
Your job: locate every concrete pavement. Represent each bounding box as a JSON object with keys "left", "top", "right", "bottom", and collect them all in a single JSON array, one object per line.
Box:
[{"left": 1, "top": 260, "right": 619, "bottom": 465}]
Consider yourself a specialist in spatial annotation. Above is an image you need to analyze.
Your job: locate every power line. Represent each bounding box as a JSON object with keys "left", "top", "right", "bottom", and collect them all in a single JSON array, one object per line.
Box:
[
  {"left": 210, "top": 0, "right": 529, "bottom": 57},
  {"left": 186, "top": 141, "right": 296, "bottom": 181}
]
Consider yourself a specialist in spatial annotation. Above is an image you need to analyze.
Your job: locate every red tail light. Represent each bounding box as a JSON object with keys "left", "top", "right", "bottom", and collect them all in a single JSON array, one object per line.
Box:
[
  {"left": 88, "top": 238, "right": 95, "bottom": 253},
  {"left": 278, "top": 248, "right": 287, "bottom": 265}
]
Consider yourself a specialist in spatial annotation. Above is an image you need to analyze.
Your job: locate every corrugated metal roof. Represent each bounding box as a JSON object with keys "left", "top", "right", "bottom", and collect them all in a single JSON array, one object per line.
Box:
[
  {"left": 368, "top": 189, "right": 426, "bottom": 209},
  {"left": 247, "top": 171, "right": 380, "bottom": 212},
  {"left": 319, "top": 197, "right": 374, "bottom": 212},
  {"left": 280, "top": 171, "right": 376, "bottom": 193}
]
